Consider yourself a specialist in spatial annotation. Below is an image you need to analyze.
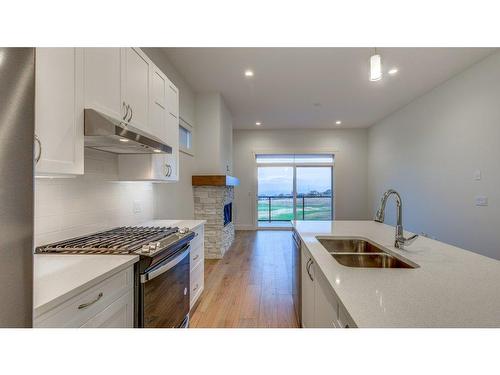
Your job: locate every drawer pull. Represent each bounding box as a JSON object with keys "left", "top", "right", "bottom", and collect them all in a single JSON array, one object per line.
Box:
[
  {"left": 193, "top": 254, "right": 199, "bottom": 261},
  {"left": 78, "top": 292, "right": 103, "bottom": 310},
  {"left": 193, "top": 284, "right": 199, "bottom": 292}
]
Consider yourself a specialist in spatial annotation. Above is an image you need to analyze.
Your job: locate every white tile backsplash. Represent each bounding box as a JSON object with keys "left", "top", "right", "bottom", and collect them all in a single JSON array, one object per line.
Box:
[{"left": 34, "top": 149, "right": 155, "bottom": 246}]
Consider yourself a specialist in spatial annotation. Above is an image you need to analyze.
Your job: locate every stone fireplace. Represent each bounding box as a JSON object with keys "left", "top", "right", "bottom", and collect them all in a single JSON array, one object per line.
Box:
[{"left": 192, "top": 175, "right": 239, "bottom": 259}]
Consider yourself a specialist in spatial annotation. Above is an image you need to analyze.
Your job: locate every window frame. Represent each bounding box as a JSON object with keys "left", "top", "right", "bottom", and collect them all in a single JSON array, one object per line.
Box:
[
  {"left": 254, "top": 151, "right": 336, "bottom": 227},
  {"left": 179, "top": 117, "right": 194, "bottom": 156}
]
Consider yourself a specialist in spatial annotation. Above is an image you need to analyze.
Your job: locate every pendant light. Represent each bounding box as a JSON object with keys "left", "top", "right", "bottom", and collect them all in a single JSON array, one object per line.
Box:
[{"left": 370, "top": 48, "right": 382, "bottom": 82}]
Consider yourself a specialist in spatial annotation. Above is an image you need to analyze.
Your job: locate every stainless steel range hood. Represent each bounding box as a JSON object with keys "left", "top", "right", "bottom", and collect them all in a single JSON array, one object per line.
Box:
[{"left": 84, "top": 108, "right": 172, "bottom": 154}]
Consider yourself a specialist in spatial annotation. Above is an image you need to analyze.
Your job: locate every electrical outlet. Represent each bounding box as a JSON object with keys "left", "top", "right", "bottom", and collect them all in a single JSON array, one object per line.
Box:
[
  {"left": 475, "top": 196, "right": 488, "bottom": 206},
  {"left": 133, "top": 200, "right": 142, "bottom": 214}
]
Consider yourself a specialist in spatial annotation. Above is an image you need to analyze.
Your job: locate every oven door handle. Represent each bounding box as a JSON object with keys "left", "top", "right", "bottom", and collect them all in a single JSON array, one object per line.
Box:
[{"left": 140, "top": 245, "right": 190, "bottom": 283}]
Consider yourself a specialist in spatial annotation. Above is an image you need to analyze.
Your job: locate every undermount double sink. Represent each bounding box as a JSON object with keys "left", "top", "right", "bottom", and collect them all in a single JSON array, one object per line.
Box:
[{"left": 317, "top": 238, "right": 418, "bottom": 269}]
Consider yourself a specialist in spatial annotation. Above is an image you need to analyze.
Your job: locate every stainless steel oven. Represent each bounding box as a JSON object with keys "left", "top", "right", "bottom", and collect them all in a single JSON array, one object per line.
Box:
[{"left": 139, "top": 243, "right": 191, "bottom": 328}]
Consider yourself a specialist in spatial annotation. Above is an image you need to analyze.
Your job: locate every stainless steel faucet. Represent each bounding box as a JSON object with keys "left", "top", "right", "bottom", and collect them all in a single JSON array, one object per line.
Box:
[{"left": 374, "top": 189, "right": 418, "bottom": 249}]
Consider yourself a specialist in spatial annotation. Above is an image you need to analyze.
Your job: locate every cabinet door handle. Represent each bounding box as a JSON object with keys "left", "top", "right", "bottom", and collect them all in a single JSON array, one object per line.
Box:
[
  {"left": 193, "top": 283, "right": 199, "bottom": 292},
  {"left": 34, "top": 134, "right": 42, "bottom": 164},
  {"left": 122, "top": 102, "right": 129, "bottom": 121},
  {"left": 306, "top": 258, "right": 314, "bottom": 281},
  {"left": 127, "top": 105, "right": 133, "bottom": 122},
  {"left": 193, "top": 254, "right": 199, "bottom": 261},
  {"left": 167, "top": 164, "right": 172, "bottom": 177},
  {"left": 77, "top": 292, "right": 103, "bottom": 310}
]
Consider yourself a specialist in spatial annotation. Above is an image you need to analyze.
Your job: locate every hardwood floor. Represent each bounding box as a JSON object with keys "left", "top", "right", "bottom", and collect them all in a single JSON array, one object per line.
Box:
[{"left": 190, "top": 230, "right": 299, "bottom": 328}]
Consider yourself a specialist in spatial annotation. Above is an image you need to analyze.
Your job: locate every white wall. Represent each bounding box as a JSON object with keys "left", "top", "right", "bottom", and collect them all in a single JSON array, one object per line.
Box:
[
  {"left": 35, "top": 149, "right": 154, "bottom": 246},
  {"left": 142, "top": 48, "right": 197, "bottom": 220},
  {"left": 220, "top": 97, "right": 233, "bottom": 174},
  {"left": 233, "top": 129, "right": 369, "bottom": 229},
  {"left": 368, "top": 51, "right": 500, "bottom": 260},
  {"left": 194, "top": 93, "right": 222, "bottom": 174},
  {"left": 194, "top": 92, "right": 234, "bottom": 175}
]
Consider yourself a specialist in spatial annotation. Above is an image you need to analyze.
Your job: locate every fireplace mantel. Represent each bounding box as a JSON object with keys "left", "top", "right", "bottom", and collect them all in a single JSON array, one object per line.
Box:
[{"left": 192, "top": 175, "right": 239, "bottom": 187}]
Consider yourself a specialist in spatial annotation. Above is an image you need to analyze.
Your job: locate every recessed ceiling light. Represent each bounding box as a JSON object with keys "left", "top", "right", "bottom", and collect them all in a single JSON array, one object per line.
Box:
[
  {"left": 244, "top": 70, "right": 254, "bottom": 77},
  {"left": 255, "top": 122, "right": 262, "bottom": 126},
  {"left": 153, "top": 149, "right": 161, "bottom": 153},
  {"left": 119, "top": 138, "right": 129, "bottom": 142},
  {"left": 388, "top": 68, "right": 399, "bottom": 75},
  {"left": 335, "top": 120, "right": 342, "bottom": 125}
]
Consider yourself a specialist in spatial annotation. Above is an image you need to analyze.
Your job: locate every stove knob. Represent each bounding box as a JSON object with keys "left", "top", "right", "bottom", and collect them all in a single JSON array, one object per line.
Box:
[
  {"left": 149, "top": 242, "right": 157, "bottom": 251},
  {"left": 141, "top": 244, "right": 150, "bottom": 253},
  {"left": 179, "top": 227, "right": 189, "bottom": 234},
  {"left": 156, "top": 242, "right": 161, "bottom": 249}
]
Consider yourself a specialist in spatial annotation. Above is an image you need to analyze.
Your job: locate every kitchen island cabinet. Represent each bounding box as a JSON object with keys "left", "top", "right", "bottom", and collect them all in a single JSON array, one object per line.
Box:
[{"left": 295, "top": 220, "right": 500, "bottom": 327}]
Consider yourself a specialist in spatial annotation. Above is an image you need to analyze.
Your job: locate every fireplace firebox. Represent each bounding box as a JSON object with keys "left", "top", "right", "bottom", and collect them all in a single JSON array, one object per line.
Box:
[{"left": 224, "top": 203, "right": 232, "bottom": 227}]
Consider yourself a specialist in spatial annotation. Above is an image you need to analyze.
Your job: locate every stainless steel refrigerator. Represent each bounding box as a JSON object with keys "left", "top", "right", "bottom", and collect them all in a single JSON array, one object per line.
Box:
[{"left": 0, "top": 48, "right": 34, "bottom": 327}]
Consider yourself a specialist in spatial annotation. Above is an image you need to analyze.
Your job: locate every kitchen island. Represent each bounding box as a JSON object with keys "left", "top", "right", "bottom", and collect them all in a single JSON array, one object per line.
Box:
[{"left": 294, "top": 220, "right": 500, "bottom": 327}]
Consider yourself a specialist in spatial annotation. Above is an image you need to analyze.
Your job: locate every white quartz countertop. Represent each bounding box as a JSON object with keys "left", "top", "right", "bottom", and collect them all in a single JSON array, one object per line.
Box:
[
  {"left": 293, "top": 220, "right": 500, "bottom": 327},
  {"left": 34, "top": 254, "right": 138, "bottom": 317},
  {"left": 139, "top": 219, "right": 206, "bottom": 231}
]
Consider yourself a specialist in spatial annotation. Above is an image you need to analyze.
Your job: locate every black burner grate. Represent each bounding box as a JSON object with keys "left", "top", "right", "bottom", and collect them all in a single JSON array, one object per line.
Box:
[{"left": 36, "top": 226, "right": 178, "bottom": 254}]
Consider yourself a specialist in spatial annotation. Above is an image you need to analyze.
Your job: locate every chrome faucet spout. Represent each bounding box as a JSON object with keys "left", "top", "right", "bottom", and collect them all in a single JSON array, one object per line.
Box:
[{"left": 373, "top": 189, "right": 418, "bottom": 249}]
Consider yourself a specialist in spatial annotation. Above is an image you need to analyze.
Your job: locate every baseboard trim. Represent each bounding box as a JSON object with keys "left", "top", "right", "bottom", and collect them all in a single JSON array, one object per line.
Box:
[
  {"left": 257, "top": 226, "right": 293, "bottom": 231},
  {"left": 235, "top": 224, "right": 256, "bottom": 231}
]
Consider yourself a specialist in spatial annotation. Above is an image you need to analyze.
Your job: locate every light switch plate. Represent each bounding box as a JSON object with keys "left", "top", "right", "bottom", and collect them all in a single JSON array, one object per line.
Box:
[
  {"left": 475, "top": 196, "right": 488, "bottom": 206},
  {"left": 473, "top": 169, "right": 481, "bottom": 181},
  {"left": 133, "top": 200, "right": 142, "bottom": 214}
]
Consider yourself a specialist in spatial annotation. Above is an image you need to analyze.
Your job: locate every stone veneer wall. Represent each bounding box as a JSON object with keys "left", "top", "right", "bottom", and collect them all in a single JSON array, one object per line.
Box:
[{"left": 193, "top": 186, "right": 235, "bottom": 259}]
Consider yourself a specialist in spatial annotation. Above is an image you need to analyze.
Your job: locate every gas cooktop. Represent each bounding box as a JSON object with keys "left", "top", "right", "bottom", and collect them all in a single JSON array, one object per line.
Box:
[{"left": 35, "top": 226, "right": 191, "bottom": 256}]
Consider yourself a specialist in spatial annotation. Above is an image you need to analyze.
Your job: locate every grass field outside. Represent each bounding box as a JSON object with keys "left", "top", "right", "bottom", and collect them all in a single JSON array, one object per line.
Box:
[{"left": 258, "top": 196, "right": 333, "bottom": 221}]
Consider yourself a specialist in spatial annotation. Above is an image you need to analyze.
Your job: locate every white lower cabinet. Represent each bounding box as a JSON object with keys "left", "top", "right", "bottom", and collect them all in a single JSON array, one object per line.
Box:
[
  {"left": 80, "top": 289, "right": 134, "bottom": 328},
  {"left": 301, "top": 246, "right": 315, "bottom": 328},
  {"left": 34, "top": 266, "right": 134, "bottom": 328},
  {"left": 190, "top": 225, "right": 205, "bottom": 309},
  {"left": 301, "top": 245, "right": 355, "bottom": 328},
  {"left": 314, "top": 268, "right": 339, "bottom": 328}
]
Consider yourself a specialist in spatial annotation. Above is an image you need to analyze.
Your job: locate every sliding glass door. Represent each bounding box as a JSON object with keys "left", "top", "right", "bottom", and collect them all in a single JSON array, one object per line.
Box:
[
  {"left": 256, "top": 154, "right": 334, "bottom": 227},
  {"left": 257, "top": 166, "right": 294, "bottom": 222},
  {"left": 295, "top": 166, "right": 333, "bottom": 221}
]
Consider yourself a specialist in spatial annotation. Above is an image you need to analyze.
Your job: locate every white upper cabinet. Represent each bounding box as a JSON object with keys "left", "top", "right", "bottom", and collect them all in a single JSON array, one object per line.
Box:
[
  {"left": 166, "top": 79, "right": 179, "bottom": 119},
  {"left": 82, "top": 47, "right": 180, "bottom": 182},
  {"left": 84, "top": 47, "right": 151, "bottom": 134},
  {"left": 123, "top": 48, "right": 150, "bottom": 132},
  {"left": 116, "top": 50, "right": 180, "bottom": 183},
  {"left": 164, "top": 77, "right": 179, "bottom": 182},
  {"left": 149, "top": 65, "right": 168, "bottom": 141},
  {"left": 83, "top": 48, "right": 126, "bottom": 120},
  {"left": 35, "top": 48, "right": 84, "bottom": 176},
  {"left": 118, "top": 154, "right": 172, "bottom": 182},
  {"left": 147, "top": 66, "right": 179, "bottom": 182}
]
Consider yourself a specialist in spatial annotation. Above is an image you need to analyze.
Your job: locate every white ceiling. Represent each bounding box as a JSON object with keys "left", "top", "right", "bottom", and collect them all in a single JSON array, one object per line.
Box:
[{"left": 164, "top": 48, "right": 495, "bottom": 129}]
